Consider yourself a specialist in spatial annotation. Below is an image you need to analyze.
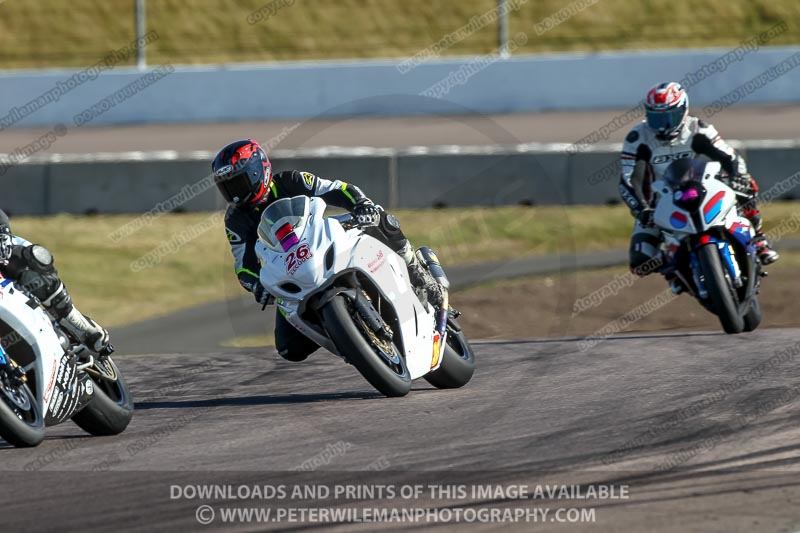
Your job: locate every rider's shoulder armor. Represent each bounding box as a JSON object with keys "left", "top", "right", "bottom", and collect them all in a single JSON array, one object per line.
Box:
[
  {"left": 687, "top": 115, "right": 719, "bottom": 142},
  {"left": 622, "top": 122, "right": 649, "bottom": 153},
  {"left": 272, "top": 170, "right": 318, "bottom": 198}
]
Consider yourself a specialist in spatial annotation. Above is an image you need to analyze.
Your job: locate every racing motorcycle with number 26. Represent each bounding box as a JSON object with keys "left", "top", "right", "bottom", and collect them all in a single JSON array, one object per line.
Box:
[
  {"left": 255, "top": 196, "right": 475, "bottom": 397},
  {"left": 652, "top": 159, "right": 765, "bottom": 334}
]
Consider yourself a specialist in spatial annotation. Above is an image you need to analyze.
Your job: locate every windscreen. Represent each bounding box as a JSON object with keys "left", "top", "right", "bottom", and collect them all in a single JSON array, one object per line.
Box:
[
  {"left": 257, "top": 196, "right": 310, "bottom": 252},
  {"left": 663, "top": 159, "right": 707, "bottom": 188}
]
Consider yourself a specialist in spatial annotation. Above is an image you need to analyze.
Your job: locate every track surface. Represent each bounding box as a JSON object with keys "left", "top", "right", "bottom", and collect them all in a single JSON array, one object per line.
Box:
[
  {"left": 4, "top": 105, "right": 800, "bottom": 531},
  {"left": 4, "top": 328, "right": 800, "bottom": 532},
  {"left": 3, "top": 105, "right": 800, "bottom": 154},
  {"left": 110, "top": 247, "right": 634, "bottom": 355}
]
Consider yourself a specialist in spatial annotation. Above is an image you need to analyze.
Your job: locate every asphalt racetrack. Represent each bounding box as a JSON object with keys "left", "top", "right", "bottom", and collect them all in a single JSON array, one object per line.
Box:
[
  {"left": 4, "top": 327, "right": 800, "bottom": 532},
  {"left": 3, "top": 106, "right": 800, "bottom": 531}
]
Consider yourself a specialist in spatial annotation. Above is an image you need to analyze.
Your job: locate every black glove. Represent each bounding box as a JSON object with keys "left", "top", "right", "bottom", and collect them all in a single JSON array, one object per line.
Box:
[
  {"left": 637, "top": 208, "right": 655, "bottom": 228},
  {"left": 353, "top": 201, "right": 381, "bottom": 227},
  {"left": 253, "top": 284, "right": 275, "bottom": 308},
  {"left": 728, "top": 173, "right": 755, "bottom": 195}
]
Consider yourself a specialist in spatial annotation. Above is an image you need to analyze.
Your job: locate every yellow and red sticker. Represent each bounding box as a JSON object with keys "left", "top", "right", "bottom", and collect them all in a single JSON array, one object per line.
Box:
[{"left": 430, "top": 333, "right": 442, "bottom": 369}]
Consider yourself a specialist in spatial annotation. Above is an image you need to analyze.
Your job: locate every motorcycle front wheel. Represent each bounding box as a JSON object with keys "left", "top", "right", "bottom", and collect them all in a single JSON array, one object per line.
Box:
[
  {"left": 0, "top": 374, "right": 45, "bottom": 448},
  {"left": 698, "top": 243, "right": 745, "bottom": 334},
  {"left": 322, "top": 294, "right": 411, "bottom": 397}
]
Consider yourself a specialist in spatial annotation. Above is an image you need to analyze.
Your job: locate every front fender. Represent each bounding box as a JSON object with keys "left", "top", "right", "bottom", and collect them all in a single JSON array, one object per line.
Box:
[{"left": 690, "top": 229, "right": 758, "bottom": 310}]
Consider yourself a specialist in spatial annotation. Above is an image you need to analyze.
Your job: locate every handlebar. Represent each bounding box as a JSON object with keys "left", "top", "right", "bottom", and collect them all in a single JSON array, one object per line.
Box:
[{"left": 332, "top": 213, "right": 359, "bottom": 230}]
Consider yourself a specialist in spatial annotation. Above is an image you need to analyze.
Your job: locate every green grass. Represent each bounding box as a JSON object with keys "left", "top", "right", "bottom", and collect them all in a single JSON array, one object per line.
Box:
[
  {"left": 221, "top": 334, "right": 275, "bottom": 348},
  {"left": 9, "top": 202, "right": 799, "bottom": 328},
  {"left": 1, "top": 1, "right": 798, "bottom": 68}
]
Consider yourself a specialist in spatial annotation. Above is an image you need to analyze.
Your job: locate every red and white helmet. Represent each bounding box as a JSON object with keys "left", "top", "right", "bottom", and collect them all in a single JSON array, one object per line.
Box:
[{"left": 645, "top": 82, "right": 689, "bottom": 140}]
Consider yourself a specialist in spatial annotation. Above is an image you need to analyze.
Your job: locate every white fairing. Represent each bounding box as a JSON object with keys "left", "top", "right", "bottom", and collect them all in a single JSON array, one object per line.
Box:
[
  {"left": 0, "top": 275, "right": 64, "bottom": 414},
  {"left": 256, "top": 197, "right": 440, "bottom": 380},
  {"left": 653, "top": 161, "right": 754, "bottom": 243}
]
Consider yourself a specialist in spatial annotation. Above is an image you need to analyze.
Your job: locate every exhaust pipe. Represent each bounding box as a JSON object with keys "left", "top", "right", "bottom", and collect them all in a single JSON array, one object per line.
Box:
[
  {"left": 417, "top": 247, "right": 449, "bottom": 289},
  {"left": 417, "top": 247, "right": 449, "bottom": 336}
]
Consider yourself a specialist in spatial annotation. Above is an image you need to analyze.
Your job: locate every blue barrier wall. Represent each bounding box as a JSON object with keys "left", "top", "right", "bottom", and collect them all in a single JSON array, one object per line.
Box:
[{"left": 2, "top": 46, "right": 800, "bottom": 127}]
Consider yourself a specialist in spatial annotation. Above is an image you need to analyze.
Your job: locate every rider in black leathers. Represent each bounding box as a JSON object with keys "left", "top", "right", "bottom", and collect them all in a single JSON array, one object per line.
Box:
[
  {"left": 0, "top": 209, "right": 110, "bottom": 353},
  {"left": 213, "top": 139, "right": 442, "bottom": 363}
]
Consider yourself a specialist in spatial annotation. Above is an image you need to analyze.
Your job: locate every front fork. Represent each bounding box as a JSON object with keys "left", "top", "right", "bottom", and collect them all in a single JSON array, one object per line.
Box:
[
  {"left": 0, "top": 344, "right": 26, "bottom": 386},
  {"left": 691, "top": 238, "right": 742, "bottom": 299}
]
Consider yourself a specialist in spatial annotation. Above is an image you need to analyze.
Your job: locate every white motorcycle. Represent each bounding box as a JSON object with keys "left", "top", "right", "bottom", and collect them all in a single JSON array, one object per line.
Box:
[
  {"left": 255, "top": 196, "right": 474, "bottom": 397},
  {"left": 652, "top": 159, "right": 764, "bottom": 334},
  {"left": 0, "top": 273, "right": 133, "bottom": 447}
]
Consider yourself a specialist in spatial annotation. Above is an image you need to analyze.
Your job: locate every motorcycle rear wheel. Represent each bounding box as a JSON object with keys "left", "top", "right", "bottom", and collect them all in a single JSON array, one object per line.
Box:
[
  {"left": 743, "top": 297, "right": 762, "bottom": 332},
  {"left": 424, "top": 324, "right": 475, "bottom": 389},
  {"left": 322, "top": 294, "right": 411, "bottom": 397},
  {"left": 698, "top": 244, "right": 745, "bottom": 334},
  {"left": 72, "top": 356, "right": 134, "bottom": 436}
]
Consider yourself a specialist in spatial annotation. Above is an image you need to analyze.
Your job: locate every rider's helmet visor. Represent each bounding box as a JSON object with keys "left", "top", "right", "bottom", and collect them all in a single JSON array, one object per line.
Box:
[{"left": 645, "top": 100, "right": 687, "bottom": 134}]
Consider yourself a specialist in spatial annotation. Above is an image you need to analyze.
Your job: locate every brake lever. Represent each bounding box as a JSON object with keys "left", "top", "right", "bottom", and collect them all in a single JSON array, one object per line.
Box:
[
  {"left": 341, "top": 218, "right": 360, "bottom": 230},
  {"left": 261, "top": 294, "right": 276, "bottom": 311}
]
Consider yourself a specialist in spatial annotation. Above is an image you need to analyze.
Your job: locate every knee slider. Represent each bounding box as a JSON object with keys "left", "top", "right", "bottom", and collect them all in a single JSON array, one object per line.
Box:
[
  {"left": 22, "top": 245, "right": 55, "bottom": 274},
  {"left": 629, "top": 235, "right": 660, "bottom": 274},
  {"left": 278, "top": 349, "right": 310, "bottom": 362}
]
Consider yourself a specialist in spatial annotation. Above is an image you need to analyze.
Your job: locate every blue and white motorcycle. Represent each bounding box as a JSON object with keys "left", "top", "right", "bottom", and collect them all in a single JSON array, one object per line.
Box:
[{"left": 653, "top": 159, "right": 764, "bottom": 334}]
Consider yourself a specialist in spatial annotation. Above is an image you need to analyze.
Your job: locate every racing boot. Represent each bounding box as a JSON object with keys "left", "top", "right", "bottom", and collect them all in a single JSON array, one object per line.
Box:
[
  {"left": 398, "top": 242, "right": 444, "bottom": 308},
  {"left": 664, "top": 273, "right": 685, "bottom": 295},
  {"left": 659, "top": 256, "right": 685, "bottom": 295},
  {"left": 745, "top": 209, "right": 780, "bottom": 265},
  {"left": 59, "top": 307, "right": 111, "bottom": 355},
  {"left": 753, "top": 232, "right": 779, "bottom": 265},
  {"left": 656, "top": 246, "right": 686, "bottom": 294},
  {"left": 39, "top": 281, "right": 110, "bottom": 354}
]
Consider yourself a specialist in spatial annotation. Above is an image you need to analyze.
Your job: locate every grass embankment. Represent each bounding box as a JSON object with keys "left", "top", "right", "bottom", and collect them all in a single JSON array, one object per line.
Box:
[
  {"left": 455, "top": 250, "right": 800, "bottom": 340},
  {"left": 0, "top": 1, "right": 797, "bottom": 68},
  {"left": 10, "top": 202, "right": 799, "bottom": 328}
]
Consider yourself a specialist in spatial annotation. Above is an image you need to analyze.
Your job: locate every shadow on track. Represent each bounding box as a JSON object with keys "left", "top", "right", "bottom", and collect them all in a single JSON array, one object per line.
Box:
[
  {"left": 134, "top": 390, "right": 384, "bottom": 410},
  {"left": 0, "top": 434, "right": 91, "bottom": 451}
]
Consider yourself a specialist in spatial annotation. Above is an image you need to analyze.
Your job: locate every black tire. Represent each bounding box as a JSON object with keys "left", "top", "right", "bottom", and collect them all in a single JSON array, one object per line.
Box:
[
  {"left": 72, "top": 357, "right": 133, "bottom": 436},
  {"left": 0, "top": 380, "right": 45, "bottom": 448},
  {"left": 321, "top": 295, "right": 411, "bottom": 397},
  {"left": 424, "top": 327, "right": 475, "bottom": 389},
  {"left": 698, "top": 244, "right": 744, "bottom": 334},
  {"left": 743, "top": 297, "right": 762, "bottom": 332}
]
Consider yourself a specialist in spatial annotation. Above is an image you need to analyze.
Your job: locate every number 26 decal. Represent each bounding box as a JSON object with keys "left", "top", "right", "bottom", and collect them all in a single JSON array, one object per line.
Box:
[{"left": 285, "top": 243, "right": 312, "bottom": 275}]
